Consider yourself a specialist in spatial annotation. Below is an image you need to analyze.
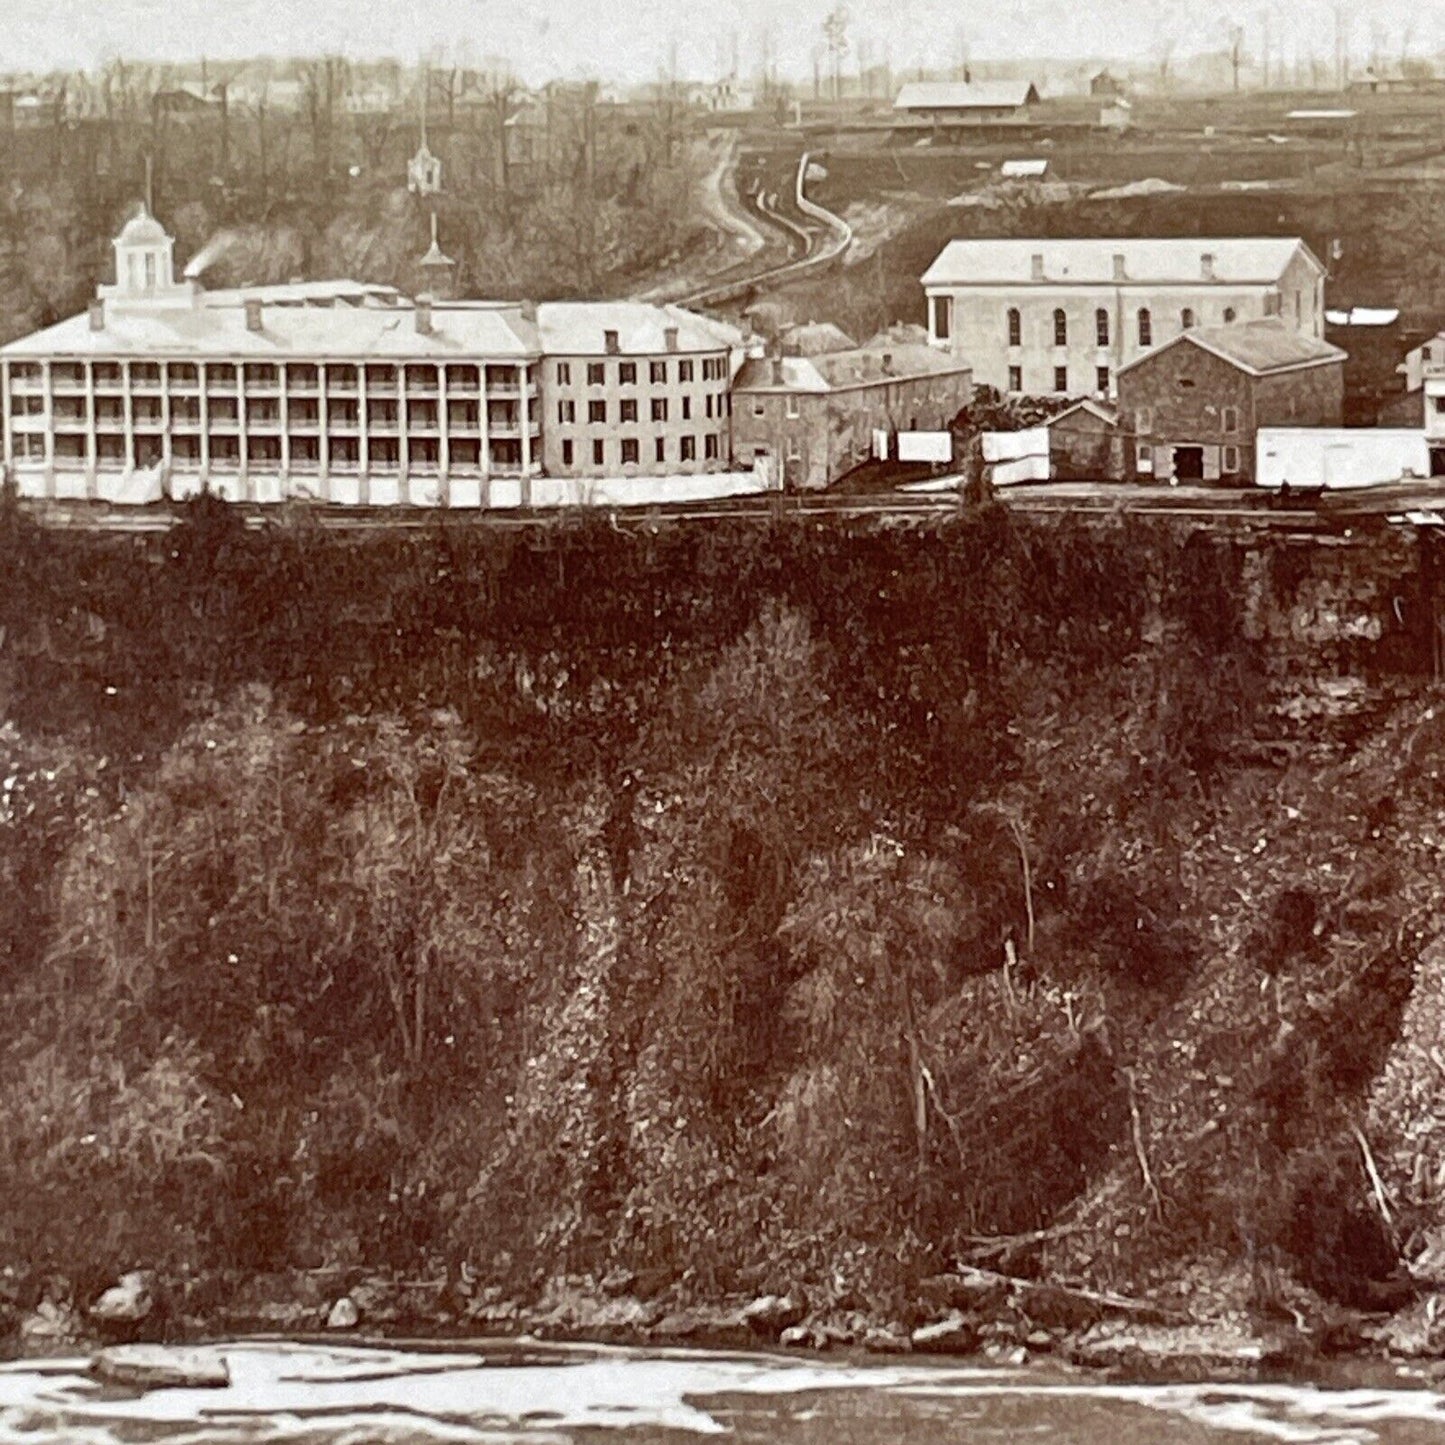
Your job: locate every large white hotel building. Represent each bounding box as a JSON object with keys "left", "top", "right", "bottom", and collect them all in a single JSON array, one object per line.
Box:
[{"left": 0, "top": 207, "right": 745, "bottom": 506}]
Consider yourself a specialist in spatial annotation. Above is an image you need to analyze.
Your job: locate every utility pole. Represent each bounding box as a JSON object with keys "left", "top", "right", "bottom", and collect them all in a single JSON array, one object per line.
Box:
[{"left": 1261, "top": 11, "right": 1271, "bottom": 88}]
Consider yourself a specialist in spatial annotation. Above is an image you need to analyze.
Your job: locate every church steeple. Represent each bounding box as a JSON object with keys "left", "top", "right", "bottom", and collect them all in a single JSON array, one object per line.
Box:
[
  {"left": 407, "top": 64, "right": 442, "bottom": 195},
  {"left": 417, "top": 212, "right": 456, "bottom": 299}
]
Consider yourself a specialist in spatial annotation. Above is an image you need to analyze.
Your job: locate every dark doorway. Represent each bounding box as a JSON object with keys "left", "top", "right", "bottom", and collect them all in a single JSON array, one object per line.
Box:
[
  {"left": 1173, "top": 445, "right": 1205, "bottom": 481},
  {"left": 1431, "top": 446, "right": 1445, "bottom": 479}
]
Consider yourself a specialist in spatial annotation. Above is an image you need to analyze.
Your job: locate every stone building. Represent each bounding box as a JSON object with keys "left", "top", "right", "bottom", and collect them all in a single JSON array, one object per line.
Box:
[
  {"left": 1116, "top": 319, "right": 1346, "bottom": 484},
  {"left": 922, "top": 237, "right": 1328, "bottom": 399},
  {"left": 730, "top": 341, "right": 973, "bottom": 490},
  {"left": 535, "top": 303, "right": 743, "bottom": 479}
]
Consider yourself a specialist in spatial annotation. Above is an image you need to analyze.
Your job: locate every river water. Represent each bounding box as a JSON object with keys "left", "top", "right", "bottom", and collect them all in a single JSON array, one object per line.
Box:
[{"left": 3, "top": 1340, "right": 1445, "bottom": 1443}]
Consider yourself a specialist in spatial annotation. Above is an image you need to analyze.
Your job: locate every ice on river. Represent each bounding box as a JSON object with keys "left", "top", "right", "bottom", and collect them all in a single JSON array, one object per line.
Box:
[{"left": 0, "top": 1339, "right": 1441, "bottom": 1442}]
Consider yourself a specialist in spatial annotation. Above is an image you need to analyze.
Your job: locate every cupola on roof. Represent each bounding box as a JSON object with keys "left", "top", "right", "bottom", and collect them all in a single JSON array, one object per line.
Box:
[{"left": 116, "top": 206, "right": 168, "bottom": 246}]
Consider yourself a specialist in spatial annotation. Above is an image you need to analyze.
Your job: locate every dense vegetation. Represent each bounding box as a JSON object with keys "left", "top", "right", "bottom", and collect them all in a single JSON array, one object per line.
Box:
[{"left": 0, "top": 500, "right": 1443, "bottom": 1318}]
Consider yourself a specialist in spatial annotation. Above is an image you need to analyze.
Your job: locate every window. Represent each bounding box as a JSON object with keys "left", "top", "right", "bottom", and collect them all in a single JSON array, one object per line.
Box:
[
  {"left": 679, "top": 360, "right": 694, "bottom": 382},
  {"left": 1181, "top": 307, "right": 1196, "bottom": 330},
  {"left": 1137, "top": 443, "right": 1153, "bottom": 472},
  {"left": 619, "top": 362, "right": 637, "bottom": 386},
  {"left": 592, "top": 438, "right": 605, "bottom": 465},
  {"left": 681, "top": 435, "right": 696, "bottom": 461},
  {"left": 705, "top": 434, "right": 720, "bottom": 460},
  {"left": 620, "top": 398, "right": 638, "bottom": 423},
  {"left": 681, "top": 396, "right": 692, "bottom": 420},
  {"left": 1096, "top": 366, "right": 1110, "bottom": 394},
  {"left": 786, "top": 396, "right": 800, "bottom": 418},
  {"left": 604, "top": 329, "right": 619, "bottom": 352},
  {"left": 556, "top": 362, "right": 571, "bottom": 385},
  {"left": 1008, "top": 365, "right": 1023, "bottom": 393},
  {"left": 562, "top": 439, "right": 574, "bottom": 465},
  {"left": 1096, "top": 308, "right": 1110, "bottom": 346},
  {"left": 933, "top": 295, "right": 952, "bottom": 341},
  {"left": 588, "top": 399, "right": 607, "bottom": 424},
  {"left": 705, "top": 395, "right": 713, "bottom": 419},
  {"left": 558, "top": 400, "right": 576, "bottom": 424},
  {"left": 1223, "top": 307, "right": 1237, "bottom": 324},
  {"left": 1223, "top": 406, "right": 1239, "bottom": 434},
  {"left": 651, "top": 361, "right": 668, "bottom": 384},
  {"left": 1007, "top": 308, "right": 1022, "bottom": 347},
  {"left": 621, "top": 438, "right": 639, "bottom": 465},
  {"left": 1137, "top": 406, "right": 1153, "bottom": 434},
  {"left": 587, "top": 362, "right": 606, "bottom": 386},
  {"left": 652, "top": 397, "right": 669, "bottom": 422},
  {"left": 1264, "top": 293, "right": 1282, "bottom": 317},
  {"left": 1053, "top": 309, "right": 1068, "bottom": 347},
  {"left": 752, "top": 399, "right": 765, "bottom": 417},
  {"left": 1138, "top": 308, "right": 1153, "bottom": 346},
  {"left": 1054, "top": 365, "right": 1068, "bottom": 393},
  {"left": 1223, "top": 445, "right": 1240, "bottom": 473},
  {"left": 655, "top": 437, "right": 666, "bottom": 463}
]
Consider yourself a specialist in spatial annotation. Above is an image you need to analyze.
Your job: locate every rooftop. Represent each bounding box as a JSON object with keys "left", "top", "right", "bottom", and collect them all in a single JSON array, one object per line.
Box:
[
  {"left": 0, "top": 298, "right": 541, "bottom": 360},
  {"left": 921, "top": 237, "right": 1316, "bottom": 288},
  {"left": 534, "top": 302, "right": 743, "bottom": 356},
  {"left": 733, "top": 342, "right": 972, "bottom": 394},
  {"left": 1120, "top": 319, "right": 1347, "bottom": 378},
  {"left": 894, "top": 81, "right": 1039, "bottom": 113}
]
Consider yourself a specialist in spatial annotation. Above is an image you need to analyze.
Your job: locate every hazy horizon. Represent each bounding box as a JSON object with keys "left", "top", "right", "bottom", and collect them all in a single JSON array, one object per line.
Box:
[{"left": 3, "top": 0, "right": 1443, "bottom": 89}]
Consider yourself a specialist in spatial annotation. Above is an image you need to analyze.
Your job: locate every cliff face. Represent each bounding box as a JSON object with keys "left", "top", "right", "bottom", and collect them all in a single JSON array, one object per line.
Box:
[{"left": 0, "top": 500, "right": 1440, "bottom": 1317}]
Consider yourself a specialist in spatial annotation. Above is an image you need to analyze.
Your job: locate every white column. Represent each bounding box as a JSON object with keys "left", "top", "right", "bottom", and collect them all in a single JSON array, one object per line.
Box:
[
  {"left": 84, "top": 361, "right": 97, "bottom": 498},
  {"left": 0, "top": 361, "right": 11, "bottom": 474},
  {"left": 358, "top": 370, "right": 370, "bottom": 505},
  {"left": 198, "top": 363, "right": 211, "bottom": 484},
  {"left": 121, "top": 360, "right": 134, "bottom": 484},
  {"left": 318, "top": 364, "right": 330, "bottom": 500},
  {"left": 278, "top": 364, "right": 291, "bottom": 488},
  {"left": 159, "top": 361, "right": 173, "bottom": 475},
  {"left": 397, "top": 365, "right": 409, "bottom": 488},
  {"left": 478, "top": 364, "right": 491, "bottom": 483},
  {"left": 42, "top": 359, "right": 55, "bottom": 496},
  {"left": 437, "top": 362, "right": 450, "bottom": 506},
  {"left": 519, "top": 363, "right": 533, "bottom": 505},
  {"left": 237, "top": 368, "right": 249, "bottom": 500}
]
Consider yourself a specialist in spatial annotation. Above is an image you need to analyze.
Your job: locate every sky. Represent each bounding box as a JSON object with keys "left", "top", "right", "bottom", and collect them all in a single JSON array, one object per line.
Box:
[{"left": 3, "top": 0, "right": 1441, "bottom": 86}]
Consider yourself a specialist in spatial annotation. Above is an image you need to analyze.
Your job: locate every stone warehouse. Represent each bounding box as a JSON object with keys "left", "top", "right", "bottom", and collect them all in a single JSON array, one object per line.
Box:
[
  {"left": 731, "top": 338, "right": 973, "bottom": 490},
  {"left": 1116, "top": 319, "right": 1346, "bottom": 484}
]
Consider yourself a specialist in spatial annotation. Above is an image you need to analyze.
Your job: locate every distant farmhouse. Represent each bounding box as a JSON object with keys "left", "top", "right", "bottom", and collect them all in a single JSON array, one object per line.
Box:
[
  {"left": 921, "top": 237, "right": 1328, "bottom": 399},
  {"left": 1090, "top": 69, "right": 1128, "bottom": 98},
  {"left": 893, "top": 80, "right": 1040, "bottom": 127}
]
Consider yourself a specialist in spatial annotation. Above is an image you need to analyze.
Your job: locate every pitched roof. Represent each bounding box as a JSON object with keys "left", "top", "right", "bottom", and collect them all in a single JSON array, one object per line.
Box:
[
  {"left": 1047, "top": 398, "right": 1118, "bottom": 428},
  {"left": 779, "top": 321, "right": 856, "bottom": 356},
  {"left": 921, "top": 237, "right": 1317, "bottom": 288},
  {"left": 1119, "top": 319, "right": 1347, "bottom": 379},
  {"left": 732, "top": 343, "right": 971, "bottom": 394},
  {"left": 534, "top": 302, "right": 742, "bottom": 356},
  {"left": 894, "top": 81, "right": 1038, "bottom": 113},
  {"left": 0, "top": 298, "right": 541, "bottom": 360}
]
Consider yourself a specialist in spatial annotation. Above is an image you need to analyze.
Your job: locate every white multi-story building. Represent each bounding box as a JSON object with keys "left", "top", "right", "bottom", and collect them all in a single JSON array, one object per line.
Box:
[
  {"left": 921, "top": 237, "right": 1328, "bottom": 400},
  {"left": 0, "top": 208, "right": 748, "bottom": 507}
]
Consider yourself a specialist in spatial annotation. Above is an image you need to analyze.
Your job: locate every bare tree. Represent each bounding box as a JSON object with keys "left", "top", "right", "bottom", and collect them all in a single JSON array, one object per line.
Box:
[
  {"left": 301, "top": 54, "right": 349, "bottom": 186},
  {"left": 823, "top": 6, "right": 850, "bottom": 102},
  {"left": 1228, "top": 24, "right": 1246, "bottom": 92}
]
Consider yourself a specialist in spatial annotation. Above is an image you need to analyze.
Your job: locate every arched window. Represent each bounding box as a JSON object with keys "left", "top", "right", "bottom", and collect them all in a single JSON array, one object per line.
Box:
[
  {"left": 1095, "top": 308, "right": 1110, "bottom": 346},
  {"left": 1223, "top": 306, "right": 1237, "bottom": 324},
  {"left": 1181, "top": 307, "right": 1196, "bottom": 330},
  {"left": 1007, "top": 307, "right": 1022, "bottom": 347},
  {"left": 1138, "top": 307, "right": 1152, "bottom": 346},
  {"left": 1053, "top": 308, "right": 1068, "bottom": 346}
]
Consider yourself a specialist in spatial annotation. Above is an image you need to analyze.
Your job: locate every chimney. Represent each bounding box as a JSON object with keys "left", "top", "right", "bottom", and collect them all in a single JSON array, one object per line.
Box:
[
  {"left": 519, "top": 299, "right": 537, "bottom": 323},
  {"left": 770, "top": 356, "right": 785, "bottom": 385},
  {"left": 664, "top": 326, "right": 679, "bottom": 352},
  {"left": 88, "top": 299, "right": 105, "bottom": 332},
  {"left": 1030, "top": 253, "right": 1046, "bottom": 281},
  {"left": 1112, "top": 253, "right": 1127, "bottom": 281},
  {"left": 244, "top": 297, "right": 263, "bottom": 333},
  {"left": 1201, "top": 251, "right": 1216, "bottom": 280},
  {"left": 604, "top": 328, "right": 620, "bottom": 355},
  {"left": 416, "top": 294, "right": 433, "bottom": 335},
  {"left": 882, "top": 351, "right": 894, "bottom": 374}
]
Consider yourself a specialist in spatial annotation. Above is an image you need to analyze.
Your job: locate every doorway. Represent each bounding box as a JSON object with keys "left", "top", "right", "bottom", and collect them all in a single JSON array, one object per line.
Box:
[{"left": 1172, "top": 446, "right": 1205, "bottom": 482}]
